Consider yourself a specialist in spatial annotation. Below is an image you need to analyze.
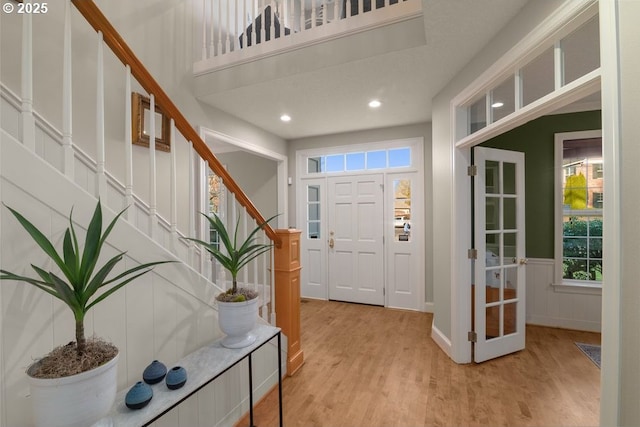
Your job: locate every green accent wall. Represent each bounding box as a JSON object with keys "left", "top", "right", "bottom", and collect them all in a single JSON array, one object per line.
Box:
[{"left": 481, "top": 110, "right": 601, "bottom": 258}]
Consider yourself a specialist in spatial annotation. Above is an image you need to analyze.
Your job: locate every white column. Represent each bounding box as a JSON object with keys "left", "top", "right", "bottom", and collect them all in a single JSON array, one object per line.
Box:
[
  {"left": 62, "top": 0, "right": 74, "bottom": 178},
  {"left": 21, "top": 2, "right": 35, "bottom": 151},
  {"left": 95, "top": 31, "right": 107, "bottom": 200},
  {"left": 148, "top": 94, "right": 158, "bottom": 240},
  {"left": 124, "top": 66, "right": 134, "bottom": 218}
]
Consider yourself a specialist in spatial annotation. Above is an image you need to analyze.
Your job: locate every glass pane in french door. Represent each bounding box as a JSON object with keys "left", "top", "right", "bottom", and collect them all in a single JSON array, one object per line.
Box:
[{"left": 484, "top": 158, "right": 520, "bottom": 340}]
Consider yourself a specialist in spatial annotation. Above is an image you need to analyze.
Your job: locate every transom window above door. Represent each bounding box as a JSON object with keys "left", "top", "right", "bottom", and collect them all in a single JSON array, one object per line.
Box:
[{"left": 307, "top": 147, "right": 411, "bottom": 174}]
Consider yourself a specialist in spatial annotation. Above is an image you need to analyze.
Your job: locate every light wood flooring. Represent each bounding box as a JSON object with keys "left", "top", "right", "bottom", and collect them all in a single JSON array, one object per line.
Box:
[{"left": 241, "top": 299, "right": 601, "bottom": 427}]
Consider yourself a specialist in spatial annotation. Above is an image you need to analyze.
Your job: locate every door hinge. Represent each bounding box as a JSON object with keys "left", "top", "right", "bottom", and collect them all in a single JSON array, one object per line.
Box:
[
  {"left": 468, "top": 248, "right": 478, "bottom": 259},
  {"left": 468, "top": 331, "right": 477, "bottom": 342},
  {"left": 467, "top": 165, "right": 477, "bottom": 176}
]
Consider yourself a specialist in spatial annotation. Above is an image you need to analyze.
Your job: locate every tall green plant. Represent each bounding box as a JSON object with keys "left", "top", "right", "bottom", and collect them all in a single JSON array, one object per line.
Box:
[
  {"left": 0, "top": 201, "right": 171, "bottom": 355},
  {"left": 185, "top": 213, "right": 277, "bottom": 299}
]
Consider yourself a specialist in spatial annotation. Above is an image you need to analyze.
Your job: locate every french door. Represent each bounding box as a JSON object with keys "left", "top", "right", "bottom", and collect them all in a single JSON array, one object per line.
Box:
[
  {"left": 473, "top": 147, "right": 526, "bottom": 363},
  {"left": 327, "top": 174, "right": 384, "bottom": 305}
]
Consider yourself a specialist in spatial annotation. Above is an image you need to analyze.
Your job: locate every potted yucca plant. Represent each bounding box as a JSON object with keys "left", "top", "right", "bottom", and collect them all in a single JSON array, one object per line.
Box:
[
  {"left": 0, "top": 200, "right": 171, "bottom": 427},
  {"left": 184, "top": 213, "right": 276, "bottom": 348}
]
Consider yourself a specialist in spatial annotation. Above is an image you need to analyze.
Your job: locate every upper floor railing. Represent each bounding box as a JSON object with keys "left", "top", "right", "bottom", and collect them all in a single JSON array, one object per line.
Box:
[{"left": 194, "top": 0, "right": 421, "bottom": 70}]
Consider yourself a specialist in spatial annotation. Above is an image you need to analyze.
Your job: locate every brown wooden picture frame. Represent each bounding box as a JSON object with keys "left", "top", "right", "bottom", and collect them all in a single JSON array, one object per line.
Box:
[{"left": 132, "top": 92, "right": 171, "bottom": 152}]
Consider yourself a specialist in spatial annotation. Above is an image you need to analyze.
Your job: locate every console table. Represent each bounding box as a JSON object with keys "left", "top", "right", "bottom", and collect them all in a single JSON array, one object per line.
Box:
[{"left": 94, "top": 324, "right": 283, "bottom": 427}]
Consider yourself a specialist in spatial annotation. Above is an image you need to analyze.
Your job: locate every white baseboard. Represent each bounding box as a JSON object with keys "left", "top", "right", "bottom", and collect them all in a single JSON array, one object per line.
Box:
[
  {"left": 527, "top": 315, "right": 601, "bottom": 333},
  {"left": 430, "top": 321, "right": 452, "bottom": 358},
  {"left": 423, "top": 302, "right": 434, "bottom": 313}
]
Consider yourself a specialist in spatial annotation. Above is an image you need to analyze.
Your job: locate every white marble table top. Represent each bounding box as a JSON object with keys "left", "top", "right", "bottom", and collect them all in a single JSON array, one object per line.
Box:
[{"left": 93, "top": 324, "right": 281, "bottom": 427}]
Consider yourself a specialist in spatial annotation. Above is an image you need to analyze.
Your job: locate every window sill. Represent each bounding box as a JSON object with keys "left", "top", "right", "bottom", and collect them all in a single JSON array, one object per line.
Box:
[{"left": 551, "top": 282, "right": 602, "bottom": 296}]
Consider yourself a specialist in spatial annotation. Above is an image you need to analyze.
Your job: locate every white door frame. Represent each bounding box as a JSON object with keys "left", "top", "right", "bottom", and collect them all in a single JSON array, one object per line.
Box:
[
  {"left": 297, "top": 137, "right": 425, "bottom": 311},
  {"left": 199, "top": 127, "right": 288, "bottom": 229},
  {"left": 448, "top": 2, "right": 602, "bottom": 365}
]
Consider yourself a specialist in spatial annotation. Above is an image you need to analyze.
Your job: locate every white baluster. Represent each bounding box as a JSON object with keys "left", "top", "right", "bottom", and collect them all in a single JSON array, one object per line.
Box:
[
  {"left": 201, "top": 0, "right": 208, "bottom": 59},
  {"left": 217, "top": 0, "right": 223, "bottom": 54},
  {"left": 233, "top": 0, "right": 238, "bottom": 51},
  {"left": 241, "top": 211, "right": 248, "bottom": 290},
  {"left": 333, "top": 0, "right": 339, "bottom": 22},
  {"left": 267, "top": 0, "right": 273, "bottom": 41},
  {"left": 62, "top": 0, "right": 74, "bottom": 178},
  {"left": 240, "top": 0, "right": 247, "bottom": 49},
  {"left": 170, "top": 119, "right": 178, "bottom": 253},
  {"left": 209, "top": 0, "right": 216, "bottom": 56},
  {"left": 311, "top": 0, "right": 316, "bottom": 28},
  {"left": 346, "top": 0, "right": 351, "bottom": 18},
  {"left": 96, "top": 31, "right": 107, "bottom": 200},
  {"left": 188, "top": 142, "right": 196, "bottom": 267},
  {"left": 282, "top": 0, "right": 289, "bottom": 36},
  {"left": 225, "top": 0, "right": 231, "bottom": 52},
  {"left": 148, "top": 94, "right": 158, "bottom": 240},
  {"left": 299, "top": 0, "right": 304, "bottom": 31},
  {"left": 322, "top": 0, "right": 327, "bottom": 25},
  {"left": 358, "top": 0, "right": 363, "bottom": 16},
  {"left": 21, "top": 1, "right": 35, "bottom": 151},
  {"left": 201, "top": 162, "right": 210, "bottom": 276},
  {"left": 252, "top": 0, "right": 258, "bottom": 44},
  {"left": 253, "top": 232, "right": 267, "bottom": 320},
  {"left": 270, "top": 250, "right": 276, "bottom": 324},
  {"left": 124, "top": 66, "right": 134, "bottom": 218},
  {"left": 259, "top": 0, "right": 266, "bottom": 44},
  {"left": 290, "top": 0, "right": 296, "bottom": 32}
]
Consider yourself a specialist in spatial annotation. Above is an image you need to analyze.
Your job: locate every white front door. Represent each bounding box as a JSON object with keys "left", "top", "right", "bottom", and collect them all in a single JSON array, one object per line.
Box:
[
  {"left": 473, "top": 147, "right": 526, "bottom": 363},
  {"left": 327, "top": 174, "right": 384, "bottom": 305}
]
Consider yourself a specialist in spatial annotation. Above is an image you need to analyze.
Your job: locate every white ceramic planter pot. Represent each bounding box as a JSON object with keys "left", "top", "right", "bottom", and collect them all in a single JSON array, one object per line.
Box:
[
  {"left": 26, "top": 352, "right": 119, "bottom": 427},
  {"left": 217, "top": 297, "right": 259, "bottom": 348}
]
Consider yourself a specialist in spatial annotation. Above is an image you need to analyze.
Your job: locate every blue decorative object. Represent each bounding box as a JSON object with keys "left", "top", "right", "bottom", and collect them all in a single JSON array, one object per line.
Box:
[
  {"left": 125, "top": 381, "right": 153, "bottom": 410},
  {"left": 143, "top": 360, "right": 167, "bottom": 384},
  {"left": 165, "top": 366, "right": 187, "bottom": 390}
]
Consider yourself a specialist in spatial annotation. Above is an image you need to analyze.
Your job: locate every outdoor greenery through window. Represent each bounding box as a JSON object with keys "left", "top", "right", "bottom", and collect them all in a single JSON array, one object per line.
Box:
[{"left": 560, "top": 135, "right": 603, "bottom": 283}]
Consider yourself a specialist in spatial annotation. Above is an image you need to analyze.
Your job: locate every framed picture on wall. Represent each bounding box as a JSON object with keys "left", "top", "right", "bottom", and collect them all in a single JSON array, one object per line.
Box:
[{"left": 132, "top": 92, "right": 171, "bottom": 152}]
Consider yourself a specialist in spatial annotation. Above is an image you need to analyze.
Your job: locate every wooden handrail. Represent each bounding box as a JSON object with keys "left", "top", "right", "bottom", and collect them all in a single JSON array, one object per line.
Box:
[{"left": 71, "top": 0, "right": 281, "bottom": 247}]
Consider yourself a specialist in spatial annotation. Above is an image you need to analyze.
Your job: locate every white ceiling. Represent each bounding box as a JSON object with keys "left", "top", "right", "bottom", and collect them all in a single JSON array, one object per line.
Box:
[{"left": 196, "top": 0, "right": 535, "bottom": 141}]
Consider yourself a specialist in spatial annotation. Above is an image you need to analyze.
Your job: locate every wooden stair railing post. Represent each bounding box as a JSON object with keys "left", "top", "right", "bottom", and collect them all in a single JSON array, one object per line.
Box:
[{"left": 274, "top": 229, "right": 304, "bottom": 376}]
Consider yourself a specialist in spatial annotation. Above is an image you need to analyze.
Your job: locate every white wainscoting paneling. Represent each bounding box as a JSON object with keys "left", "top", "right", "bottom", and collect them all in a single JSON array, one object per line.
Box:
[{"left": 526, "top": 258, "right": 601, "bottom": 332}]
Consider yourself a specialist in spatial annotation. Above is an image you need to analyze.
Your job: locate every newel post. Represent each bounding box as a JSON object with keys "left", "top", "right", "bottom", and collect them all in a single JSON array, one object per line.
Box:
[{"left": 274, "top": 229, "right": 304, "bottom": 376}]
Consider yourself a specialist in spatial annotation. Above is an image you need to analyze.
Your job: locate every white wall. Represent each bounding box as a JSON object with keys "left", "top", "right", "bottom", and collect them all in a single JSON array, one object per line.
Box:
[{"left": 217, "top": 151, "right": 279, "bottom": 220}]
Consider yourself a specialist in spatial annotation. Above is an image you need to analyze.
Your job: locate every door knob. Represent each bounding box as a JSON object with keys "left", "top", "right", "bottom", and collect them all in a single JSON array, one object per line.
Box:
[
  {"left": 519, "top": 258, "right": 528, "bottom": 265},
  {"left": 328, "top": 237, "right": 335, "bottom": 249}
]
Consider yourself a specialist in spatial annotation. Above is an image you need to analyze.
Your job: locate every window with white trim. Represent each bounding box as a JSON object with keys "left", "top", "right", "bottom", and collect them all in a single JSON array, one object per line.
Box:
[
  {"left": 555, "top": 130, "right": 602, "bottom": 286},
  {"left": 306, "top": 147, "right": 411, "bottom": 174}
]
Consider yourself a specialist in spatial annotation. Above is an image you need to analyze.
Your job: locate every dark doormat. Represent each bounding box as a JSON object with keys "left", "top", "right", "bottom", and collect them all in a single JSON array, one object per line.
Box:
[{"left": 575, "top": 342, "right": 601, "bottom": 368}]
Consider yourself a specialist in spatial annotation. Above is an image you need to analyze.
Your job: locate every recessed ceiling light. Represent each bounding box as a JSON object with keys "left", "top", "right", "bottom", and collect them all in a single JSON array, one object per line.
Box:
[
  {"left": 491, "top": 102, "right": 504, "bottom": 108},
  {"left": 280, "top": 114, "right": 291, "bottom": 122},
  {"left": 368, "top": 100, "right": 381, "bottom": 108}
]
